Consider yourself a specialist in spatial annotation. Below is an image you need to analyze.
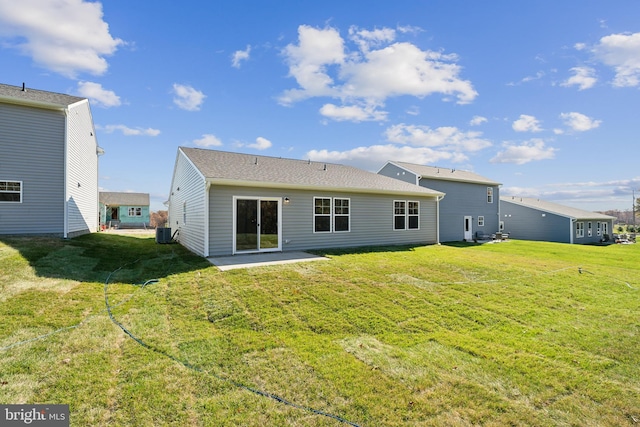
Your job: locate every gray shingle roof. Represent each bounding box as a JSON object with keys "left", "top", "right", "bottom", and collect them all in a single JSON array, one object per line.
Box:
[
  {"left": 391, "top": 161, "right": 501, "bottom": 185},
  {"left": 500, "top": 196, "right": 616, "bottom": 220},
  {"left": 100, "top": 192, "right": 150, "bottom": 206},
  {"left": 180, "top": 147, "right": 444, "bottom": 197},
  {"left": 0, "top": 83, "right": 86, "bottom": 109}
]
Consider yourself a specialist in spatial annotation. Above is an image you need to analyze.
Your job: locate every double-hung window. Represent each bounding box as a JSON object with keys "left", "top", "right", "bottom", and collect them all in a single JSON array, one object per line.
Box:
[
  {"left": 487, "top": 187, "right": 494, "bottom": 203},
  {"left": 314, "top": 197, "right": 350, "bottom": 233},
  {"left": 576, "top": 221, "right": 584, "bottom": 238},
  {"left": 0, "top": 181, "right": 22, "bottom": 203},
  {"left": 394, "top": 200, "right": 419, "bottom": 230},
  {"left": 128, "top": 207, "right": 142, "bottom": 217}
]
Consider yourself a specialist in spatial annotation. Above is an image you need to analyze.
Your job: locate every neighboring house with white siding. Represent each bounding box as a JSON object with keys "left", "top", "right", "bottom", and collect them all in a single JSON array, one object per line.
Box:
[
  {"left": 500, "top": 196, "right": 616, "bottom": 244},
  {"left": 0, "top": 83, "right": 101, "bottom": 238},
  {"left": 167, "top": 147, "right": 445, "bottom": 257},
  {"left": 378, "top": 161, "right": 501, "bottom": 242}
]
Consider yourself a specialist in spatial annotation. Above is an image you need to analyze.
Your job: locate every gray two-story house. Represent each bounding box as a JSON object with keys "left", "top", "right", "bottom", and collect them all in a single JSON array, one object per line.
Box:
[
  {"left": 378, "top": 161, "right": 501, "bottom": 242},
  {"left": 0, "top": 83, "right": 101, "bottom": 237}
]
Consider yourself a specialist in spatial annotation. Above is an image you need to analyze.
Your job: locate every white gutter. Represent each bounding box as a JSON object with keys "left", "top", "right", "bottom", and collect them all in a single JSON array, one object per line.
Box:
[
  {"left": 436, "top": 195, "right": 445, "bottom": 244},
  {"left": 204, "top": 181, "right": 211, "bottom": 257}
]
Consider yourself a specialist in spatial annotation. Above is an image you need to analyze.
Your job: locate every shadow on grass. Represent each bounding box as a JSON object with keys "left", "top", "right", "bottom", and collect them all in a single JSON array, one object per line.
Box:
[
  {"left": 308, "top": 243, "right": 424, "bottom": 257},
  {"left": 0, "top": 233, "right": 212, "bottom": 284}
]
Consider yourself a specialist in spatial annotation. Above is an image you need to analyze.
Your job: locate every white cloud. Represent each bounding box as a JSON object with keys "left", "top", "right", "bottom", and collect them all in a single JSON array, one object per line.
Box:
[
  {"left": 470, "top": 115, "right": 487, "bottom": 126},
  {"left": 279, "top": 25, "right": 345, "bottom": 104},
  {"left": 0, "top": 0, "right": 123, "bottom": 77},
  {"left": 77, "top": 81, "right": 120, "bottom": 108},
  {"left": 319, "top": 103, "right": 387, "bottom": 122},
  {"left": 512, "top": 114, "right": 542, "bottom": 132},
  {"left": 249, "top": 136, "right": 272, "bottom": 150},
  {"left": 490, "top": 139, "right": 556, "bottom": 165},
  {"left": 279, "top": 24, "right": 477, "bottom": 121},
  {"left": 592, "top": 32, "right": 640, "bottom": 87},
  {"left": 102, "top": 125, "right": 160, "bottom": 136},
  {"left": 561, "top": 66, "right": 597, "bottom": 90},
  {"left": 172, "top": 83, "right": 206, "bottom": 111},
  {"left": 303, "top": 122, "right": 491, "bottom": 171},
  {"left": 193, "top": 134, "right": 222, "bottom": 147},
  {"left": 348, "top": 25, "right": 396, "bottom": 52},
  {"left": 385, "top": 124, "right": 492, "bottom": 152},
  {"left": 307, "top": 144, "right": 467, "bottom": 171},
  {"left": 560, "top": 112, "right": 601, "bottom": 132},
  {"left": 231, "top": 45, "right": 251, "bottom": 68}
]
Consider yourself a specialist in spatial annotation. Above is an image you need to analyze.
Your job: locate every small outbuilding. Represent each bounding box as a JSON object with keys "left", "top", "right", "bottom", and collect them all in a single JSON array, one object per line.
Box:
[
  {"left": 167, "top": 148, "right": 445, "bottom": 257},
  {"left": 99, "top": 192, "right": 150, "bottom": 229},
  {"left": 500, "top": 196, "right": 616, "bottom": 244}
]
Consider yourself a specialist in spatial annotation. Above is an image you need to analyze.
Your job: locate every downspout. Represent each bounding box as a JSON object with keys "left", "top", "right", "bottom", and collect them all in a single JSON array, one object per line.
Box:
[
  {"left": 204, "top": 180, "right": 211, "bottom": 257},
  {"left": 436, "top": 195, "right": 444, "bottom": 244},
  {"left": 570, "top": 218, "right": 576, "bottom": 244},
  {"left": 63, "top": 108, "right": 69, "bottom": 238}
]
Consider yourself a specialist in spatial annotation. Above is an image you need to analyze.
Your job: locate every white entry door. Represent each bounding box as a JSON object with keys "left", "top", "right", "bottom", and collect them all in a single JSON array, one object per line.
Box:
[{"left": 464, "top": 216, "right": 473, "bottom": 241}]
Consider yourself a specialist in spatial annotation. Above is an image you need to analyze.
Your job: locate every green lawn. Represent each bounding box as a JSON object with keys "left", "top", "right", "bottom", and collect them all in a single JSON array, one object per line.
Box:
[{"left": 0, "top": 234, "right": 638, "bottom": 426}]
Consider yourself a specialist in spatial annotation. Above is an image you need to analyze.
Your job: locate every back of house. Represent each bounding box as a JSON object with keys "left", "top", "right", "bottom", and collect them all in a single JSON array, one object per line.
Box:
[
  {"left": 500, "top": 196, "right": 615, "bottom": 244},
  {"left": 379, "top": 161, "right": 501, "bottom": 242},
  {"left": 167, "top": 148, "right": 445, "bottom": 257}
]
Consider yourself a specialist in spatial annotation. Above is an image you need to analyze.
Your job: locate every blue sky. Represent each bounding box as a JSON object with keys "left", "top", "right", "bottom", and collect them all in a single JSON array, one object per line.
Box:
[{"left": 1, "top": 1, "right": 639, "bottom": 213}]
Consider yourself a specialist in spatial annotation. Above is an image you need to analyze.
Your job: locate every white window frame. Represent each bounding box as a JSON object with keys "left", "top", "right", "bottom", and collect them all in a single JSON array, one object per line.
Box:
[
  {"left": 602, "top": 222, "right": 608, "bottom": 236},
  {"left": 128, "top": 207, "right": 142, "bottom": 217},
  {"left": 487, "top": 187, "right": 494, "bottom": 204},
  {"left": 597, "top": 222, "right": 601, "bottom": 236},
  {"left": 576, "top": 221, "right": 584, "bottom": 238},
  {"left": 313, "top": 197, "right": 350, "bottom": 233},
  {"left": 394, "top": 200, "right": 419, "bottom": 230},
  {"left": 478, "top": 216, "right": 485, "bottom": 227},
  {"left": 0, "top": 180, "right": 22, "bottom": 203},
  {"left": 333, "top": 198, "right": 350, "bottom": 233},
  {"left": 587, "top": 221, "right": 592, "bottom": 237}
]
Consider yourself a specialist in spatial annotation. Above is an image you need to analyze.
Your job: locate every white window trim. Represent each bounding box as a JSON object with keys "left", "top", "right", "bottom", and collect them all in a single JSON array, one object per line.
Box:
[
  {"left": 333, "top": 197, "right": 351, "bottom": 233},
  {"left": 0, "top": 180, "right": 23, "bottom": 204},
  {"left": 487, "top": 187, "right": 494, "bottom": 204},
  {"left": 128, "top": 207, "right": 142, "bottom": 217},
  {"left": 394, "top": 200, "right": 420, "bottom": 230},
  {"left": 313, "top": 197, "right": 351, "bottom": 233},
  {"left": 576, "top": 221, "right": 584, "bottom": 238},
  {"left": 478, "top": 216, "right": 485, "bottom": 227},
  {"left": 587, "top": 221, "right": 592, "bottom": 237}
]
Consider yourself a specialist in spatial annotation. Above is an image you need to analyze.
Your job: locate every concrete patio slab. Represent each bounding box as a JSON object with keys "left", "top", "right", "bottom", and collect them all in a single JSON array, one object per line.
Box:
[{"left": 207, "top": 251, "right": 330, "bottom": 271}]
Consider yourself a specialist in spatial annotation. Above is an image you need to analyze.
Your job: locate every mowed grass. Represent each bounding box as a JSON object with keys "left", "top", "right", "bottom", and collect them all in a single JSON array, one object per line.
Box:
[{"left": 0, "top": 234, "right": 639, "bottom": 426}]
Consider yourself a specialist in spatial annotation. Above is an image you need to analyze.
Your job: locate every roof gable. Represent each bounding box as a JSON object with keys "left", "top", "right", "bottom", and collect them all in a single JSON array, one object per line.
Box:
[
  {"left": 100, "top": 192, "right": 150, "bottom": 206},
  {"left": 390, "top": 161, "right": 501, "bottom": 186},
  {"left": 179, "top": 147, "right": 444, "bottom": 197},
  {"left": 0, "top": 83, "right": 86, "bottom": 109},
  {"left": 500, "top": 196, "right": 616, "bottom": 220}
]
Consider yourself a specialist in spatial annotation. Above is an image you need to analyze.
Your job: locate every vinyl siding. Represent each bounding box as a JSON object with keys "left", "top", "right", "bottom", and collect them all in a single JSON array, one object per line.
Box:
[
  {"left": 420, "top": 179, "right": 500, "bottom": 242},
  {"left": 0, "top": 102, "right": 65, "bottom": 234},
  {"left": 500, "top": 200, "right": 615, "bottom": 244},
  {"left": 377, "top": 163, "right": 419, "bottom": 185},
  {"left": 168, "top": 151, "right": 206, "bottom": 256},
  {"left": 501, "top": 200, "right": 572, "bottom": 243},
  {"left": 66, "top": 101, "right": 99, "bottom": 236},
  {"left": 208, "top": 185, "right": 438, "bottom": 256}
]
